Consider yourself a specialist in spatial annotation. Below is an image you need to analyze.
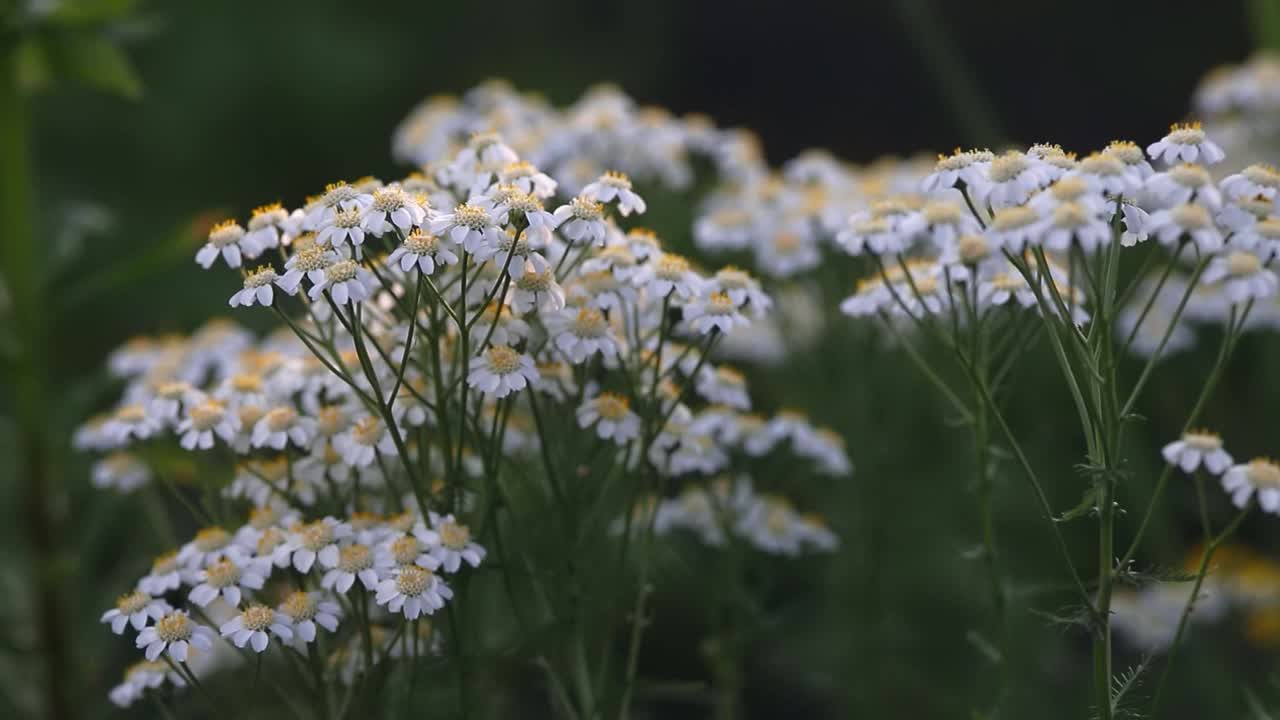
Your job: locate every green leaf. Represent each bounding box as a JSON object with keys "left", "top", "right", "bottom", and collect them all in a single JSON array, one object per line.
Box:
[
  {"left": 13, "top": 36, "right": 52, "bottom": 93},
  {"left": 1055, "top": 485, "right": 1097, "bottom": 523},
  {"left": 47, "top": 0, "right": 138, "bottom": 24},
  {"left": 45, "top": 28, "right": 142, "bottom": 99}
]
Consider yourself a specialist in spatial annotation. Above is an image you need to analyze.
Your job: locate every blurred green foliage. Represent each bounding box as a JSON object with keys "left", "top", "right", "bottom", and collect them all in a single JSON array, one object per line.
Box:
[{"left": 6, "top": 1, "right": 1280, "bottom": 719}]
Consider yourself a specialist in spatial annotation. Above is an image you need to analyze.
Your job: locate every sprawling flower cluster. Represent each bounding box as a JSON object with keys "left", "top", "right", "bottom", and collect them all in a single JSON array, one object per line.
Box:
[
  {"left": 1194, "top": 52, "right": 1280, "bottom": 173},
  {"left": 392, "top": 80, "right": 764, "bottom": 197},
  {"left": 82, "top": 119, "right": 847, "bottom": 709}
]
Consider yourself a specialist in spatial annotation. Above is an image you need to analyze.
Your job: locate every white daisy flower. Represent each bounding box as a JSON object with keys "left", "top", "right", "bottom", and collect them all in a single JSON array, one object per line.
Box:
[
  {"left": 1162, "top": 430, "right": 1233, "bottom": 475},
  {"left": 1120, "top": 203, "right": 1151, "bottom": 247},
  {"left": 136, "top": 610, "right": 215, "bottom": 662},
  {"left": 251, "top": 405, "right": 315, "bottom": 450},
  {"left": 321, "top": 543, "right": 379, "bottom": 593},
  {"left": 702, "top": 266, "right": 771, "bottom": 318},
  {"left": 696, "top": 366, "right": 751, "bottom": 410},
  {"left": 178, "top": 526, "right": 246, "bottom": 571},
  {"left": 582, "top": 171, "right": 647, "bottom": 216},
  {"left": 447, "top": 132, "right": 518, "bottom": 191},
  {"left": 984, "top": 204, "right": 1043, "bottom": 252},
  {"left": 176, "top": 399, "right": 238, "bottom": 451},
  {"left": 918, "top": 200, "right": 982, "bottom": 253},
  {"left": 428, "top": 514, "right": 486, "bottom": 573},
  {"left": 104, "top": 404, "right": 162, "bottom": 443},
  {"left": 1041, "top": 202, "right": 1112, "bottom": 253},
  {"left": 499, "top": 160, "right": 558, "bottom": 198},
  {"left": 306, "top": 181, "right": 374, "bottom": 230},
  {"left": 571, "top": 269, "right": 638, "bottom": 313},
  {"left": 316, "top": 207, "right": 367, "bottom": 251},
  {"left": 139, "top": 551, "right": 182, "bottom": 595},
  {"left": 101, "top": 590, "right": 171, "bottom": 635},
  {"left": 553, "top": 195, "right": 609, "bottom": 246},
  {"left": 333, "top": 415, "right": 398, "bottom": 468},
  {"left": 375, "top": 533, "right": 441, "bottom": 576},
  {"left": 219, "top": 604, "right": 293, "bottom": 653},
  {"left": 510, "top": 266, "right": 567, "bottom": 315},
  {"left": 684, "top": 291, "right": 750, "bottom": 335},
  {"left": 108, "top": 661, "right": 171, "bottom": 708},
  {"left": 361, "top": 183, "right": 429, "bottom": 236},
  {"left": 1221, "top": 458, "right": 1280, "bottom": 511},
  {"left": 1146, "top": 122, "right": 1225, "bottom": 165},
  {"left": 1145, "top": 203, "right": 1223, "bottom": 254},
  {"left": 244, "top": 203, "right": 289, "bottom": 257},
  {"left": 1072, "top": 152, "right": 1143, "bottom": 198},
  {"left": 492, "top": 186, "right": 560, "bottom": 247},
  {"left": 971, "top": 151, "right": 1052, "bottom": 209},
  {"left": 188, "top": 556, "right": 268, "bottom": 608},
  {"left": 546, "top": 306, "right": 622, "bottom": 364},
  {"left": 92, "top": 451, "right": 151, "bottom": 492},
  {"left": 430, "top": 199, "right": 506, "bottom": 255},
  {"left": 466, "top": 345, "right": 539, "bottom": 398},
  {"left": 375, "top": 565, "right": 453, "bottom": 619},
  {"left": 921, "top": 148, "right": 993, "bottom": 193},
  {"left": 838, "top": 200, "right": 921, "bottom": 256},
  {"left": 277, "top": 243, "right": 340, "bottom": 295},
  {"left": 634, "top": 252, "right": 702, "bottom": 301},
  {"left": 308, "top": 259, "right": 376, "bottom": 306},
  {"left": 1202, "top": 250, "right": 1279, "bottom": 303},
  {"left": 195, "top": 220, "right": 247, "bottom": 269},
  {"left": 1221, "top": 164, "right": 1280, "bottom": 201},
  {"left": 387, "top": 229, "right": 459, "bottom": 275},
  {"left": 1144, "top": 163, "right": 1221, "bottom": 209},
  {"left": 277, "top": 591, "right": 340, "bottom": 645},
  {"left": 1103, "top": 140, "right": 1155, "bottom": 180},
  {"left": 576, "top": 391, "right": 641, "bottom": 444},
  {"left": 1228, "top": 216, "right": 1280, "bottom": 258},
  {"left": 288, "top": 517, "right": 352, "bottom": 573},
  {"left": 229, "top": 266, "right": 284, "bottom": 308},
  {"left": 145, "top": 381, "right": 197, "bottom": 426}
]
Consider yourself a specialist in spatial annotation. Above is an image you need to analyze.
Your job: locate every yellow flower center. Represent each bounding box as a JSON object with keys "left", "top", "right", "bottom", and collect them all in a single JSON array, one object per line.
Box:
[
  {"left": 155, "top": 612, "right": 195, "bottom": 643},
  {"left": 339, "top": 544, "right": 372, "bottom": 572},
  {"left": 395, "top": 566, "right": 432, "bottom": 597},
  {"left": 116, "top": 590, "right": 150, "bottom": 614},
  {"left": 440, "top": 521, "right": 471, "bottom": 550},
  {"left": 486, "top": 345, "right": 522, "bottom": 375},
  {"left": 280, "top": 591, "right": 318, "bottom": 621},
  {"left": 240, "top": 604, "right": 275, "bottom": 632}
]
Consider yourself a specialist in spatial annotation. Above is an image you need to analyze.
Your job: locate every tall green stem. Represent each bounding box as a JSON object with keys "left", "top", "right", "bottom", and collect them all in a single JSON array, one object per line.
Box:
[{"left": 1, "top": 41, "right": 70, "bottom": 720}]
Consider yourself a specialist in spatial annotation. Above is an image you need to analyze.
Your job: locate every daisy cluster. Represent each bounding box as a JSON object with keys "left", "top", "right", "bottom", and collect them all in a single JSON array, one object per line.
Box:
[
  {"left": 392, "top": 80, "right": 764, "bottom": 197},
  {"left": 1104, "top": 430, "right": 1280, "bottom": 654},
  {"left": 1194, "top": 52, "right": 1280, "bottom": 173},
  {"left": 647, "top": 476, "right": 839, "bottom": 555},
  {"left": 83, "top": 126, "right": 848, "bottom": 708},
  {"left": 1113, "top": 542, "right": 1280, "bottom": 654},
  {"left": 800, "top": 125, "right": 1280, "bottom": 356}
]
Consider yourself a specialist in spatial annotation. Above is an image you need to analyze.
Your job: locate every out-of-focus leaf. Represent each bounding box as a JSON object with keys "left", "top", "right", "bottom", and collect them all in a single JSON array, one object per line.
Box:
[
  {"left": 47, "top": 0, "right": 138, "bottom": 24},
  {"left": 44, "top": 28, "right": 141, "bottom": 99},
  {"left": 1055, "top": 485, "right": 1097, "bottom": 523},
  {"left": 13, "top": 36, "right": 52, "bottom": 93}
]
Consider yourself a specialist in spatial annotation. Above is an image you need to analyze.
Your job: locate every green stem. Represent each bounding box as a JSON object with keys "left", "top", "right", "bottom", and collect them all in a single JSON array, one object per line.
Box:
[{"left": 1, "top": 43, "right": 70, "bottom": 720}]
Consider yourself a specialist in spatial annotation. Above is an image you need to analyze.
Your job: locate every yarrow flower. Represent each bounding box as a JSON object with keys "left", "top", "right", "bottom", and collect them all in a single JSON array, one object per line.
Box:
[
  {"left": 196, "top": 220, "right": 247, "bottom": 269},
  {"left": 1146, "top": 122, "right": 1225, "bottom": 165},
  {"left": 136, "top": 610, "right": 214, "bottom": 662},
  {"left": 101, "top": 590, "right": 170, "bottom": 635},
  {"left": 1162, "top": 430, "right": 1233, "bottom": 475},
  {"left": 582, "top": 171, "right": 646, "bottom": 216},
  {"left": 1222, "top": 458, "right": 1280, "bottom": 512},
  {"left": 387, "top": 230, "right": 459, "bottom": 275},
  {"left": 375, "top": 565, "right": 452, "bottom": 619},
  {"left": 467, "top": 345, "right": 539, "bottom": 398},
  {"left": 577, "top": 391, "right": 641, "bottom": 443},
  {"left": 219, "top": 603, "right": 293, "bottom": 652}
]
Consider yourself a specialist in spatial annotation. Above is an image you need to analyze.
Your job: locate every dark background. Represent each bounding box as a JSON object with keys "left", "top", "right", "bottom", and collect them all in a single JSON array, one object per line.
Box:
[{"left": 12, "top": 0, "right": 1276, "bottom": 718}]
